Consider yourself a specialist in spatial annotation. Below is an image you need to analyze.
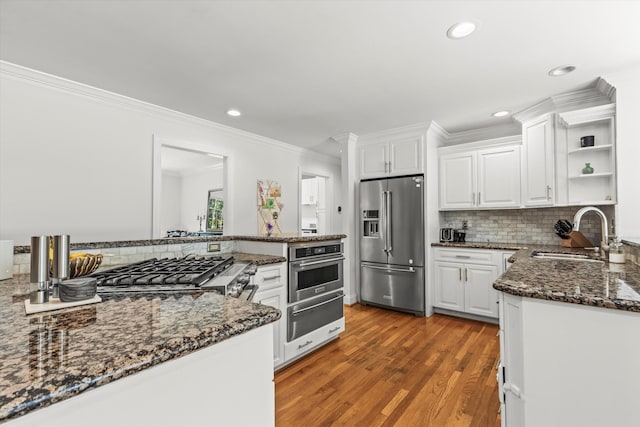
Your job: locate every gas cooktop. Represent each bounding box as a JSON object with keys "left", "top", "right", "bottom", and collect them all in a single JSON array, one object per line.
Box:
[{"left": 89, "top": 255, "right": 256, "bottom": 298}]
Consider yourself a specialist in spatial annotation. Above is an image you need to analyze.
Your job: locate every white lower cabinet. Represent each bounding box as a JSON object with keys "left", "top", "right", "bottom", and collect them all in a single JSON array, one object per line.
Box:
[
  {"left": 253, "top": 263, "right": 286, "bottom": 369},
  {"left": 254, "top": 286, "right": 285, "bottom": 368},
  {"left": 498, "top": 292, "right": 640, "bottom": 426},
  {"left": 284, "top": 317, "right": 344, "bottom": 362},
  {"left": 433, "top": 248, "right": 501, "bottom": 319},
  {"left": 498, "top": 293, "right": 524, "bottom": 427}
]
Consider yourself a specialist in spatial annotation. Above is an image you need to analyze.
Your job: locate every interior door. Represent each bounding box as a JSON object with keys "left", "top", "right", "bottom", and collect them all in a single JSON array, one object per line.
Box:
[
  {"left": 386, "top": 176, "right": 424, "bottom": 267},
  {"left": 359, "top": 179, "right": 388, "bottom": 264}
]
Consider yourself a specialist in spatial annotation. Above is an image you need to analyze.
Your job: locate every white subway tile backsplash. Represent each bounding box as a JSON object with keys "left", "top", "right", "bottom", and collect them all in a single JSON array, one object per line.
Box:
[
  {"left": 443, "top": 205, "right": 615, "bottom": 246},
  {"left": 119, "top": 247, "right": 137, "bottom": 255}
]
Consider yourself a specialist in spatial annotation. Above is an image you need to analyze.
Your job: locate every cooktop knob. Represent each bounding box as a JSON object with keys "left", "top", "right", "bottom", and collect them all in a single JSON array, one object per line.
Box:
[{"left": 237, "top": 275, "right": 250, "bottom": 285}]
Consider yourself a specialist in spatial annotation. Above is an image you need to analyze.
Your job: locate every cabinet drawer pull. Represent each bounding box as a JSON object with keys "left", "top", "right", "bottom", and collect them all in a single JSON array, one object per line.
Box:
[
  {"left": 329, "top": 326, "right": 340, "bottom": 334},
  {"left": 298, "top": 340, "right": 313, "bottom": 349},
  {"left": 263, "top": 274, "right": 280, "bottom": 281},
  {"left": 455, "top": 255, "right": 471, "bottom": 259}
]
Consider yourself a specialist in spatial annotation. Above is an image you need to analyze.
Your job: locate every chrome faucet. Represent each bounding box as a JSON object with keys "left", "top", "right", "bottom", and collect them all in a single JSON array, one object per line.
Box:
[{"left": 573, "top": 206, "right": 609, "bottom": 250}]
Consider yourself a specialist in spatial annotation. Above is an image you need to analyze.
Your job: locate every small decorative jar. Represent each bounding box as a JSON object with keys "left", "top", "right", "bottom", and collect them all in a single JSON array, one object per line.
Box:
[{"left": 582, "top": 163, "right": 594, "bottom": 174}]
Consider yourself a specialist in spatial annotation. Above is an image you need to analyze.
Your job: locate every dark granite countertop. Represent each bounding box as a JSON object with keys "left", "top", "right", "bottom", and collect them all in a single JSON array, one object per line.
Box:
[
  {"left": 494, "top": 246, "right": 640, "bottom": 312},
  {"left": 230, "top": 252, "right": 286, "bottom": 265},
  {"left": 432, "top": 242, "right": 528, "bottom": 251},
  {"left": 13, "top": 234, "right": 346, "bottom": 254},
  {"left": 0, "top": 275, "right": 281, "bottom": 422}
]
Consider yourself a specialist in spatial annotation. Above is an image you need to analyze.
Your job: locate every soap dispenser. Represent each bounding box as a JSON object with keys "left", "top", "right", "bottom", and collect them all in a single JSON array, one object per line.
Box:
[{"left": 609, "top": 239, "right": 625, "bottom": 264}]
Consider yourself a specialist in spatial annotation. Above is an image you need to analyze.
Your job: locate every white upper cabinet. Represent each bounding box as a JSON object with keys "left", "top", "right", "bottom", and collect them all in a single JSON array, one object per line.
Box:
[
  {"left": 359, "top": 142, "right": 388, "bottom": 179},
  {"left": 439, "top": 138, "right": 521, "bottom": 210},
  {"left": 301, "top": 177, "right": 317, "bottom": 205},
  {"left": 521, "top": 115, "right": 555, "bottom": 207},
  {"left": 477, "top": 145, "right": 521, "bottom": 208},
  {"left": 439, "top": 151, "right": 475, "bottom": 209},
  {"left": 359, "top": 135, "right": 423, "bottom": 179}
]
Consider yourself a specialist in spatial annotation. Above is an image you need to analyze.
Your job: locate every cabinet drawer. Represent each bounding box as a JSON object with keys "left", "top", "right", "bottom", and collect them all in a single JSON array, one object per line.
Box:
[
  {"left": 284, "top": 317, "right": 344, "bottom": 361},
  {"left": 434, "top": 248, "right": 496, "bottom": 264},
  {"left": 254, "top": 264, "right": 285, "bottom": 290}
]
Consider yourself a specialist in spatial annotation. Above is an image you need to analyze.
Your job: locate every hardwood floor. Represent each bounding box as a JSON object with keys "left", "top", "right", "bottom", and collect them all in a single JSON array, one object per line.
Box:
[{"left": 275, "top": 304, "right": 501, "bottom": 427}]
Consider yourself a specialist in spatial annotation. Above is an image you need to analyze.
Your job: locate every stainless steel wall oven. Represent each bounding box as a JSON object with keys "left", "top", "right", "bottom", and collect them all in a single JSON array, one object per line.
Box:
[
  {"left": 288, "top": 241, "right": 343, "bottom": 303},
  {"left": 287, "top": 240, "right": 344, "bottom": 342}
]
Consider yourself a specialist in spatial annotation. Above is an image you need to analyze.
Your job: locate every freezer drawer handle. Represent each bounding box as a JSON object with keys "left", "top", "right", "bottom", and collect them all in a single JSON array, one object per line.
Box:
[
  {"left": 291, "top": 294, "right": 344, "bottom": 316},
  {"left": 363, "top": 264, "right": 416, "bottom": 273},
  {"left": 297, "top": 256, "right": 345, "bottom": 268}
]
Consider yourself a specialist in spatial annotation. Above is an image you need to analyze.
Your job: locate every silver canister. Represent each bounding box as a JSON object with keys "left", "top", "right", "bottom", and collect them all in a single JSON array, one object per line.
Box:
[
  {"left": 51, "top": 235, "right": 70, "bottom": 298},
  {"left": 30, "top": 235, "right": 50, "bottom": 304}
]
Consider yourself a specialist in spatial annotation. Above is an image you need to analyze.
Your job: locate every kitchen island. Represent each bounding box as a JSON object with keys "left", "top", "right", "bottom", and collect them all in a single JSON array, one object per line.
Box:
[
  {"left": 0, "top": 274, "right": 281, "bottom": 426},
  {"left": 493, "top": 246, "right": 640, "bottom": 427}
]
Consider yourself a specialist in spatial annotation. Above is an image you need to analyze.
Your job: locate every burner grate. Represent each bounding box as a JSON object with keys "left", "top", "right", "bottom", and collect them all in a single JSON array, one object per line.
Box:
[{"left": 90, "top": 256, "right": 234, "bottom": 289}]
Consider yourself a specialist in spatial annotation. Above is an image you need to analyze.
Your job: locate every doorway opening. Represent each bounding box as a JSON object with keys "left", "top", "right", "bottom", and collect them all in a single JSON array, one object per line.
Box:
[{"left": 299, "top": 172, "right": 329, "bottom": 235}]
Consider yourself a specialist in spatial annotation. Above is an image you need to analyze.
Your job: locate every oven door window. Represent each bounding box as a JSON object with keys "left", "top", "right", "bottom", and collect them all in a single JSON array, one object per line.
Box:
[{"left": 297, "top": 264, "right": 339, "bottom": 291}]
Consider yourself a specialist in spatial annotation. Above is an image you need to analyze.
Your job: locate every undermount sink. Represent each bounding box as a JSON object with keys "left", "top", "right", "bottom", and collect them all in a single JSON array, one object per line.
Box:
[{"left": 531, "top": 251, "right": 604, "bottom": 263}]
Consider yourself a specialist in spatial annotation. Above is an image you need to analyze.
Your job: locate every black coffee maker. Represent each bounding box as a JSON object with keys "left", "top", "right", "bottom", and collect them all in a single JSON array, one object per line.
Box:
[{"left": 453, "top": 229, "right": 466, "bottom": 242}]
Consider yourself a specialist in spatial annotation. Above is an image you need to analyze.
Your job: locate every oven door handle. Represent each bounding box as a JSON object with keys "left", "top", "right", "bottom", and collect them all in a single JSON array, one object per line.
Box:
[
  {"left": 295, "top": 255, "right": 345, "bottom": 268},
  {"left": 291, "top": 294, "right": 344, "bottom": 316},
  {"left": 362, "top": 264, "right": 416, "bottom": 273}
]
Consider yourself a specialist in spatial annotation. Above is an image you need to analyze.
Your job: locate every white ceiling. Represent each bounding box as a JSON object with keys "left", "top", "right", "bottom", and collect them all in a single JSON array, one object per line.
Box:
[{"left": 2, "top": 1, "right": 640, "bottom": 157}]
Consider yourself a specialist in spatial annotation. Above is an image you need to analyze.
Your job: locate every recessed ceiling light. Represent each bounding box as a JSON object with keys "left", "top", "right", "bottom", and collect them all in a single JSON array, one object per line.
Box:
[
  {"left": 446, "top": 22, "right": 477, "bottom": 39},
  {"left": 492, "top": 110, "right": 510, "bottom": 117},
  {"left": 548, "top": 65, "right": 576, "bottom": 77},
  {"left": 226, "top": 109, "right": 242, "bottom": 117}
]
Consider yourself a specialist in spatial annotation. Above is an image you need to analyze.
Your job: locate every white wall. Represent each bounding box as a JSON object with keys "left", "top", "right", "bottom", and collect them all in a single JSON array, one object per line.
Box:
[
  {"left": 0, "top": 62, "right": 341, "bottom": 245},
  {"left": 605, "top": 64, "right": 640, "bottom": 238},
  {"left": 161, "top": 172, "right": 182, "bottom": 232}
]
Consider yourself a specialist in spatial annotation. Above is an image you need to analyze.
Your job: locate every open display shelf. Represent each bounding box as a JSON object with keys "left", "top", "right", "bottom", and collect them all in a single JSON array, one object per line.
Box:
[{"left": 557, "top": 103, "right": 616, "bottom": 205}]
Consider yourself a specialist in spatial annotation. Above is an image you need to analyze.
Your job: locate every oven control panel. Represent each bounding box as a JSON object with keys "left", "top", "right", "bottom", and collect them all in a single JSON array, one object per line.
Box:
[{"left": 293, "top": 243, "right": 341, "bottom": 259}]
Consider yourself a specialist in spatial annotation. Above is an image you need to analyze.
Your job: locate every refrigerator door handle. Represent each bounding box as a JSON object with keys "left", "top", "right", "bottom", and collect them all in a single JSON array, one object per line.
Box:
[
  {"left": 362, "top": 264, "right": 416, "bottom": 273},
  {"left": 386, "top": 191, "right": 392, "bottom": 253},
  {"left": 382, "top": 190, "right": 388, "bottom": 253}
]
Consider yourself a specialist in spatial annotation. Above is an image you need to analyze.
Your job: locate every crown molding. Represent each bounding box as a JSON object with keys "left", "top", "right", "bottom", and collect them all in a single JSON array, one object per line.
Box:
[
  {"left": 443, "top": 122, "right": 521, "bottom": 146},
  {"left": 513, "top": 79, "right": 615, "bottom": 124},
  {"left": 595, "top": 77, "right": 616, "bottom": 101},
  {"left": 426, "top": 121, "right": 449, "bottom": 141},
  {"left": 557, "top": 103, "right": 616, "bottom": 127},
  {"left": 331, "top": 132, "right": 358, "bottom": 145},
  {"left": 0, "top": 60, "right": 338, "bottom": 164},
  {"left": 357, "top": 121, "right": 432, "bottom": 144},
  {"left": 438, "top": 134, "right": 522, "bottom": 154},
  {"left": 511, "top": 97, "right": 556, "bottom": 123}
]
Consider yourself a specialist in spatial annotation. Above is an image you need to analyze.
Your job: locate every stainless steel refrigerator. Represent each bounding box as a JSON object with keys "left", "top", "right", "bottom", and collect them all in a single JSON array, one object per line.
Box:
[{"left": 359, "top": 174, "right": 425, "bottom": 316}]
